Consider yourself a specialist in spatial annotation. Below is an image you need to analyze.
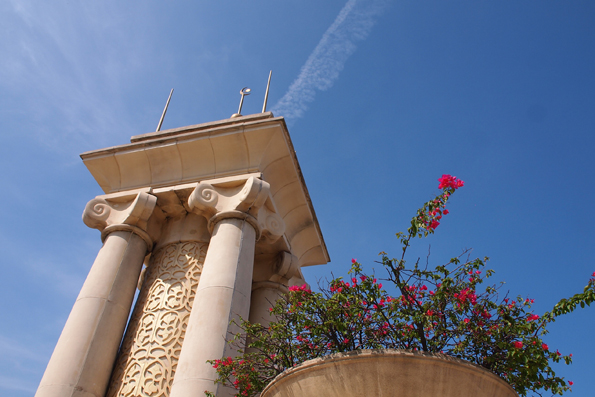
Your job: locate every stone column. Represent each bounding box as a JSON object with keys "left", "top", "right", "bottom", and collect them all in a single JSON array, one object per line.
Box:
[
  {"left": 107, "top": 209, "right": 211, "bottom": 397},
  {"left": 248, "top": 252, "right": 300, "bottom": 327},
  {"left": 169, "top": 177, "right": 283, "bottom": 397},
  {"left": 36, "top": 192, "right": 160, "bottom": 397}
]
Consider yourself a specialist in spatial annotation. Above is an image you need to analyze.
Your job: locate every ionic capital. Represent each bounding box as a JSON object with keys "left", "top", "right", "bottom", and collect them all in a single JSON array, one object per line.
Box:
[
  {"left": 269, "top": 251, "right": 300, "bottom": 284},
  {"left": 82, "top": 192, "right": 158, "bottom": 249},
  {"left": 188, "top": 176, "right": 285, "bottom": 241}
]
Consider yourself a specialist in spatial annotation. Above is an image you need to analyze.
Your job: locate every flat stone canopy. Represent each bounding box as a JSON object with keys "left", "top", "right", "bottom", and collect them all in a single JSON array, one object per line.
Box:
[{"left": 80, "top": 112, "right": 329, "bottom": 267}]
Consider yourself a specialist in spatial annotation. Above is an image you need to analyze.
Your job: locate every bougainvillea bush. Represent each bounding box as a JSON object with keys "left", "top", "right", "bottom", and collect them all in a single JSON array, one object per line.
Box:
[{"left": 206, "top": 175, "right": 595, "bottom": 397}]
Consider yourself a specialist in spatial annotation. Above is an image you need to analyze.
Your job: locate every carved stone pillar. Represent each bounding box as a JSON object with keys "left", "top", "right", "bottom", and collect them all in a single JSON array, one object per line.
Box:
[
  {"left": 36, "top": 192, "right": 160, "bottom": 397},
  {"left": 170, "top": 177, "right": 284, "bottom": 397},
  {"left": 107, "top": 210, "right": 211, "bottom": 397}
]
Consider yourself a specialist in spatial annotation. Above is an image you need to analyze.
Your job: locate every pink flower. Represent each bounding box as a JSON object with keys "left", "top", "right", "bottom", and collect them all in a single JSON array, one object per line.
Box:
[
  {"left": 438, "top": 174, "right": 465, "bottom": 190},
  {"left": 569, "top": 381, "right": 574, "bottom": 386},
  {"left": 378, "top": 283, "right": 383, "bottom": 289},
  {"left": 514, "top": 341, "right": 523, "bottom": 349},
  {"left": 556, "top": 350, "right": 561, "bottom": 356},
  {"left": 464, "top": 318, "right": 470, "bottom": 324},
  {"left": 343, "top": 338, "right": 349, "bottom": 344},
  {"left": 352, "top": 277, "right": 357, "bottom": 284},
  {"left": 443, "top": 209, "right": 450, "bottom": 215},
  {"left": 542, "top": 343, "right": 549, "bottom": 351},
  {"left": 352, "top": 258, "right": 357, "bottom": 263},
  {"left": 428, "top": 220, "right": 440, "bottom": 230},
  {"left": 527, "top": 314, "right": 539, "bottom": 321}
]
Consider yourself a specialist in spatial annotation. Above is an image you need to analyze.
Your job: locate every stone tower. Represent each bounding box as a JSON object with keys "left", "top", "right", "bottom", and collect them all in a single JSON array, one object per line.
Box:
[{"left": 35, "top": 112, "right": 329, "bottom": 397}]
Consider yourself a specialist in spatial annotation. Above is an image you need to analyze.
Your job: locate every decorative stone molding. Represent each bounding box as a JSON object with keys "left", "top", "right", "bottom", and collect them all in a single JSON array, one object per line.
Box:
[
  {"left": 269, "top": 251, "right": 299, "bottom": 284},
  {"left": 83, "top": 191, "right": 159, "bottom": 250},
  {"left": 258, "top": 204, "right": 285, "bottom": 244},
  {"left": 188, "top": 176, "right": 285, "bottom": 242}
]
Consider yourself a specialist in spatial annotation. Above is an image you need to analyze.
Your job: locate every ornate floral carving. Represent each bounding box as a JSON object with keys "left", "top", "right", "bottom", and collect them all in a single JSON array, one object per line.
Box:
[{"left": 107, "top": 241, "right": 207, "bottom": 397}]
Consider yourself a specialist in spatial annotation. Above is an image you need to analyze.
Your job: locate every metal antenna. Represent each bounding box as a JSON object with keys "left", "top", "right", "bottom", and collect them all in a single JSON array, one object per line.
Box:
[
  {"left": 232, "top": 87, "right": 251, "bottom": 118},
  {"left": 156, "top": 88, "right": 174, "bottom": 131},
  {"left": 262, "top": 70, "right": 272, "bottom": 113}
]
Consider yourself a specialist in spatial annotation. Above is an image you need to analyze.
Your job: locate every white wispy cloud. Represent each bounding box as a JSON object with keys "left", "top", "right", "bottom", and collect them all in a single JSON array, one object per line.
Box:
[
  {"left": 272, "top": 0, "right": 389, "bottom": 124},
  {"left": 0, "top": 335, "right": 48, "bottom": 365},
  {"left": 2, "top": 0, "right": 154, "bottom": 151}
]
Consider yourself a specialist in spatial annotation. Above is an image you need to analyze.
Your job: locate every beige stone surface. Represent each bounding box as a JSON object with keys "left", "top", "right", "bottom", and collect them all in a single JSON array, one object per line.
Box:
[
  {"left": 37, "top": 114, "right": 329, "bottom": 397},
  {"left": 170, "top": 218, "right": 257, "bottom": 397},
  {"left": 36, "top": 231, "right": 148, "bottom": 397},
  {"left": 249, "top": 251, "right": 298, "bottom": 326},
  {"left": 261, "top": 349, "right": 518, "bottom": 397},
  {"left": 80, "top": 113, "right": 329, "bottom": 267},
  {"left": 107, "top": 240, "right": 208, "bottom": 397},
  {"left": 248, "top": 282, "right": 287, "bottom": 327}
]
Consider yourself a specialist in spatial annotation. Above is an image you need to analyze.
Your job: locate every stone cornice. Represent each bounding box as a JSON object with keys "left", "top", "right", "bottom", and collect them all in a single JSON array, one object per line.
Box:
[{"left": 80, "top": 114, "right": 329, "bottom": 267}]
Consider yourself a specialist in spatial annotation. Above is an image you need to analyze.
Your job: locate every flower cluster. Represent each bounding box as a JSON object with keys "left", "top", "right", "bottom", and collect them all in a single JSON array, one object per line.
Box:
[
  {"left": 289, "top": 284, "right": 311, "bottom": 293},
  {"left": 410, "top": 174, "right": 462, "bottom": 234},
  {"left": 205, "top": 357, "right": 267, "bottom": 397},
  {"left": 438, "top": 174, "right": 465, "bottom": 190},
  {"left": 208, "top": 176, "right": 595, "bottom": 397}
]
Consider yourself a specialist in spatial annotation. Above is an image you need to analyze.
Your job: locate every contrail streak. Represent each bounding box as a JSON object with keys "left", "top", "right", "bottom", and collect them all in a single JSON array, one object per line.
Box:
[{"left": 272, "top": 0, "right": 388, "bottom": 124}]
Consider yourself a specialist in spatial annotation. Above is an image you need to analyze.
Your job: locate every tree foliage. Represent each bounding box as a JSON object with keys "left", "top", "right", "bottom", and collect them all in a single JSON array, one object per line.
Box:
[{"left": 207, "top": 176, "right": 594, "bottom": 397}]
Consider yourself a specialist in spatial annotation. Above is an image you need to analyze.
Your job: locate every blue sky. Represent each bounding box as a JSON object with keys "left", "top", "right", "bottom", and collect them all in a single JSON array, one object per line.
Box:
[{"left": 1, "top": 1, "right": 594, "bottom": 395}]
